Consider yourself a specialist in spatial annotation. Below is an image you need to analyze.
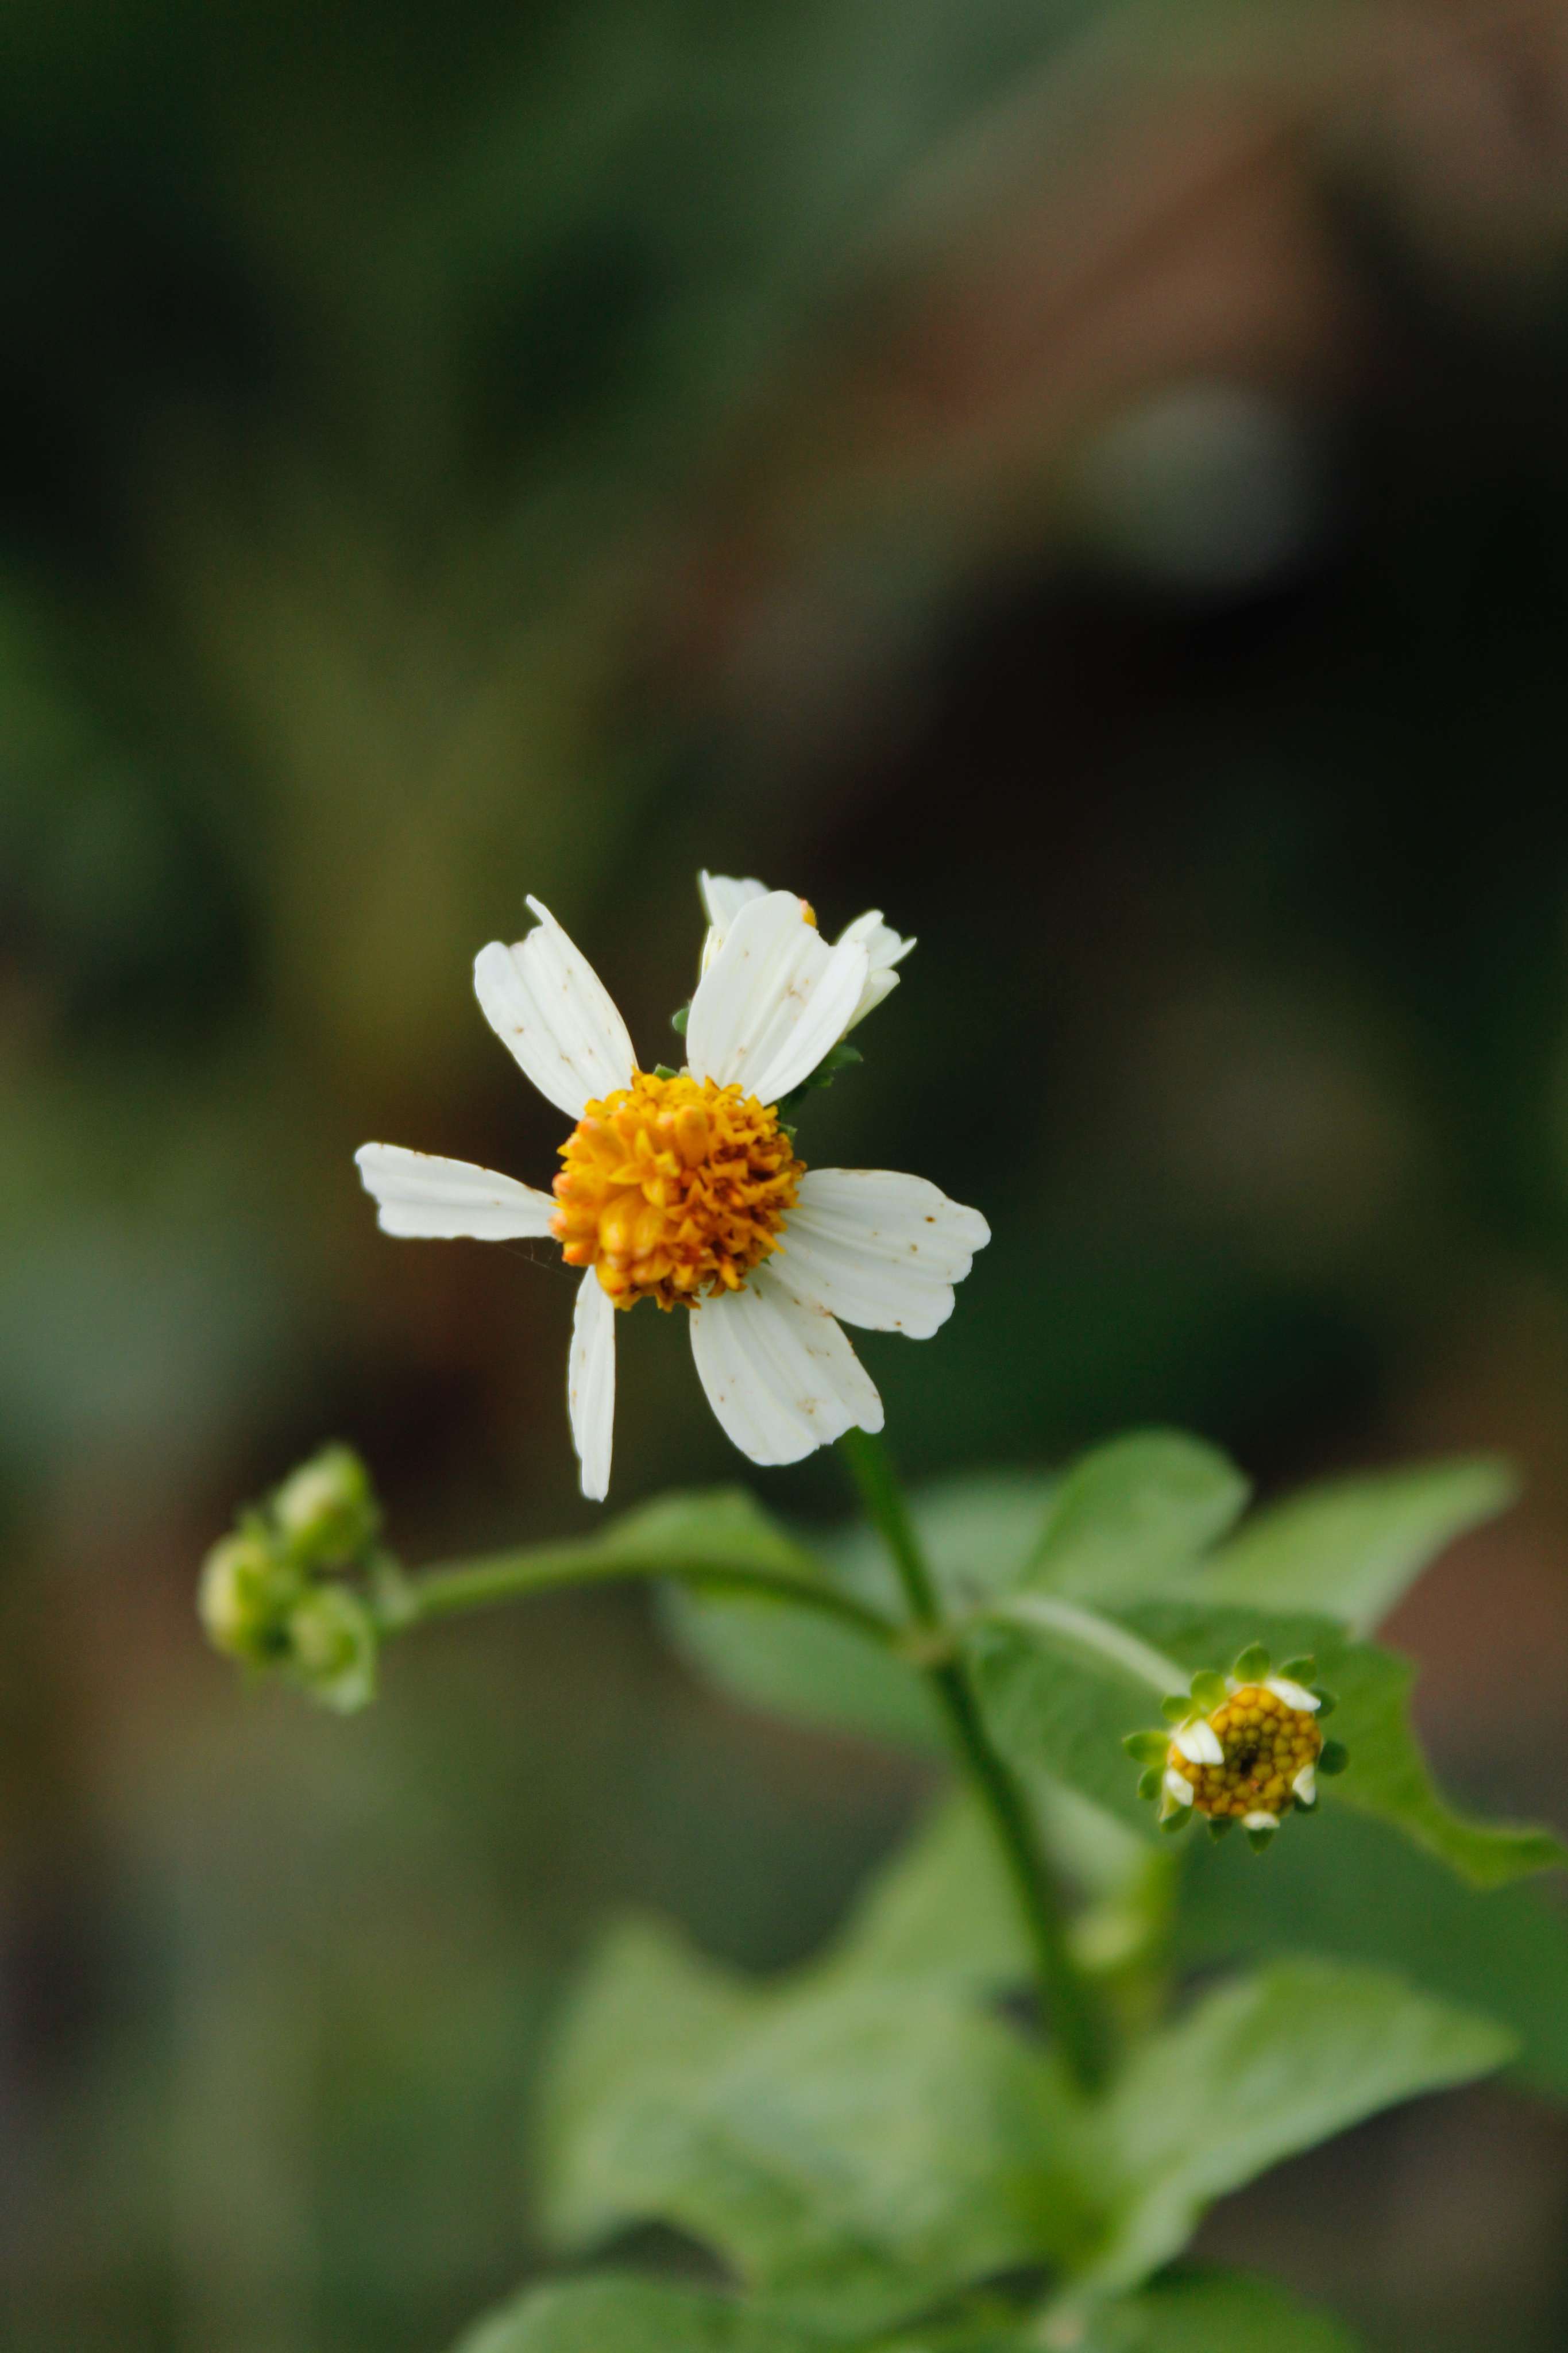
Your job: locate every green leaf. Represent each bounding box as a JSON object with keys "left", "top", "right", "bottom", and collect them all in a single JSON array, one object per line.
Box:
[
  {"left": 1082, "top": 2267, "right": 1364, "bottom": 2352},
  {"left": 607, "top": 1487, "right": 828, "bottom": 1583},
  {"left": 825, "top": 1796, "right": 1030, "bottom": 1995},
  {"left": 663, "top": 1473, "right": 1064, "bottom": 1756},
  {"left": 974, "top": 1596, "right": 1566, "bottom": 1885},
  {"left": 1076, "top": 1958, "right": 1515, "bottom": 2297},
  {"left": 827, "top": 1471, "right": 1063, "bottom": 1617},
  {"left": 1177, "top": 1802, "right": 1568, "bottom": 2101},
  {"left": 665, "top": 1584, "right": 939, "bottom": 1753},
  {"left": 537, "top": 1917, "right": 1092, "bottom": 2336},
  {"left": 448, "top": 2275, "right": 814, "bottom": 2353},
  {"left": 1018, "top": 1433, "right": 1250, "bottom": 1602},
  {"left": 1200, "top": 1457, "right": 1517, "bottom": 1633}
]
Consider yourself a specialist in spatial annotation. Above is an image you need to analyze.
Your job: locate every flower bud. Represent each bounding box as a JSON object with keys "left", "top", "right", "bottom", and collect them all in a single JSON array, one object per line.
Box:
[
  {"left": 287, "top": 1586, "right": 377, "bottom": 1714},
  {"left": 273, "top": 1444, "right": 379, "bottom": 1569},
  {"left": 197, "top": 1526, "right": 298, "bottom": 1666}
]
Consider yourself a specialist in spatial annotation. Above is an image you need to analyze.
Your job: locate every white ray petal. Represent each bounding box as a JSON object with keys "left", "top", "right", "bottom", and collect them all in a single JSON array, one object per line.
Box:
[
  {"left": 1293, "top": 1763, "right": 1318, "bottom": 1807},
  {"left": 1171, "top": 1718, "right": 1224, "bottom": 1768},
  {"left": 688, "top": 1266, "right": 882, "bottom": 1465},
  {"left": 771, "top": 1168, "right": 989, "bottom": 1338},
  {"left": 355, "top": 1144, "right": 558, "bottom": 1241},
  {"left": 837, "top": 909, "right": 916, "bottom": 1029},
  {"left": 1164, "top": 1766, "right": 1195, "bottom": 1807},
  {"left": 473, "top": 896, "right": 636, "bottom": 1120},
  {"left": 685, "top": 890, "right": 869, "bottom": 1104},
  {"left": 1242, "top": 1811, "right": 1279, "bottom": 1833},
  {"left": 568, "top": 1270, "right": 616, "bottom": 1502},
  {"left": 1266, "top": 1676, "right": 1321, "bottom": 1713},
  {"left": 698, "top": 871, "right": 768, "bottom": 971}
]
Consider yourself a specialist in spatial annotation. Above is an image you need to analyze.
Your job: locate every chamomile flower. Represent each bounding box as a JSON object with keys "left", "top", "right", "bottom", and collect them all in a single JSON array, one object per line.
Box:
[{"left": 356, "top": 881, "right": 987, "bottom": 1500}]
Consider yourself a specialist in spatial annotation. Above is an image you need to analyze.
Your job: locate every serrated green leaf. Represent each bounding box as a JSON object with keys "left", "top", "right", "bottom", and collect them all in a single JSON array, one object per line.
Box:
[
  {"left": 1075, "top": 1959, "right": 1514, "bottom": 2297},
  {"left": 1200, "top": 1457, "right": 1517, "bottom": 1633},
  {"left": 975, "top": 1596, "right": 1566, "bottom": 1885},
  {"left": 538, "top": 1918, "right": 1094, "bottom": 2336},
  {"left": 448, "top": 2275, "right": 814, "bottom": 2353},
  {"left": 1019, "top": 1433, "right": 1250, "bottom": 1602},
  {"left": 1082, "top": 2267, "right": 1364, "bottom": 2352},
  {"left": 1178, "top": 1802, "right": 1568, "bottom": 2101}
]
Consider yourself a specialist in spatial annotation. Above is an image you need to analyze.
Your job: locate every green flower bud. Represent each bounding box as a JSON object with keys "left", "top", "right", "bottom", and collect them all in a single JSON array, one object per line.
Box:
[
  {"left": 273, "top": 1444, "right": 379, "bottom": 1569},
  {"left": 287, "top": 1586, "right": 377, "bottom": 1714},
  {"left": 197, "top": 1527, "right": 298, "bottom": 1666}
]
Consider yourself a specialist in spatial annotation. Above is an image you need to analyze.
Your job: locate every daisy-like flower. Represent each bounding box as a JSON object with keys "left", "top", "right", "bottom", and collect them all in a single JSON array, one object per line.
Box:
[
  {"left": 355, "top": 881, "right": 988, "bottom": 1500},
  {"left": 1123, "top": 1645, "right": 1347, "bottom": 1851}
]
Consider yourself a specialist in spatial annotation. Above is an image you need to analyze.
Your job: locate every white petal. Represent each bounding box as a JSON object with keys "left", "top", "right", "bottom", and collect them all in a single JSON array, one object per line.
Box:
[
  {"left": 473, "top": 896, "right": 636, "bottom": 1121},
  {"left": 1242, "top": 1811, "right": 1279, "bottom": 1833},
  {"left": 1172, "top": 1718, "right": 1224, "bottom": 1768},
  {"left": 568, "top": 1270, "right": 616, "bottom": 1502},
  {"left": 685, "top": 890, "right": 869, "bottom": 1103},
  {"left": 1293, "top": 1763, "right": 1318, "bottom": 1807},
  {"left": 837, "top": 909, "right": 915, "bottom": 1029},
  {"left": 1164, "top": 1766, "right": 1195, "bottom": 1807},
  {"left": 355, "top": 1144, "right": 558, "bottom": 1241},
  {"left": 1266, "top": 1677, "right": 1320, "bottom": 1714},
  {"left": 773, "top": 1168, "right": 989, "bottom": 1338},
  {"left": 698, "top": 871, "right": 768, "bottom": 971},
  {"left": 689, "top": 1266, "right": 882, "bottom": 1466}
]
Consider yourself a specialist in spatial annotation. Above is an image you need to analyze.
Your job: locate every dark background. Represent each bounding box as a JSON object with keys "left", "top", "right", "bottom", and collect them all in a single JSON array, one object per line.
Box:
[{"left": 5, "top": 3, "right": 1568, "bottom": 2347}]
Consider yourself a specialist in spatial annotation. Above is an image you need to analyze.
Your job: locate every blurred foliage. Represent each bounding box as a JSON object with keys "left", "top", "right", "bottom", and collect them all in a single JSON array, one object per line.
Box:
[{"left": 7, "top": 0, "right": 1568, "bottom": 2348}]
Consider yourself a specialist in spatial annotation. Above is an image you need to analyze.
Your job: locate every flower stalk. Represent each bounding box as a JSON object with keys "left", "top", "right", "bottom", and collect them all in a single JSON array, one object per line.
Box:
[{"left": 837, "top": 1430, "right": 1111, "bottom": 2095}]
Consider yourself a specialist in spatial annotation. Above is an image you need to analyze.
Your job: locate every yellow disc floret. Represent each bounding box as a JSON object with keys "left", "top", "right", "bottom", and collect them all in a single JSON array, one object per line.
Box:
[
  {"left": 551, "top": 1070, "right": 804, "bottom": 1310},
  {"left": 1172, "top": 1683, "right": 1322, "bottom": 1822}
]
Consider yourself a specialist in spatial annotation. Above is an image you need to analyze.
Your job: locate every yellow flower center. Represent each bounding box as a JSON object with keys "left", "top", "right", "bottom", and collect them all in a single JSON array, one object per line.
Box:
[
  {"left": 1173, "top": 1684, "right": 1322, "bottom": 1819},
  {"left": 551, "top": 1070, "right": 804, "bottom": 1311}
]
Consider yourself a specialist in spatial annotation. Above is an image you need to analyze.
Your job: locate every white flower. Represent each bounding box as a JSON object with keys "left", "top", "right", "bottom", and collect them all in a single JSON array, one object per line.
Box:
[
  {"left": 698, "top": 871, "right": 914, "bottom": 1033},
  {"left": 356, "top": 883, "right": 987, "bottom": 1500}
]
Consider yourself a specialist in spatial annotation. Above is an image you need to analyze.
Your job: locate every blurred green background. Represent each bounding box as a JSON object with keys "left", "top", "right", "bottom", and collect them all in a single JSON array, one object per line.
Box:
[{"left": 6, "top": 2, "right": 1568, "bottom": 2347}]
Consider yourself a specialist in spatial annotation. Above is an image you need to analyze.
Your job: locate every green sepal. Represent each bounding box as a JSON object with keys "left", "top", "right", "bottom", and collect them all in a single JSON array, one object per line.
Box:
[
  {"left": 1159, "top": 1806, "right": 1194, "bottom": 1835},
  {"left": 1279, "top": 1655, "right": 1318, "bottom": 1681},
  {"left": 1123, "top": 1730, "right": 1170, "bottom": 1764},
  {"left": 670, "top": 1002, "right": 690, "bottom": 1035},
  {"left": 1161, "top": 1695, "right": 1194, "bottom": 1724},
  {"left": 1311, "top": 1687, "right": 1337, "bottom": 1717},
  {"left": 1246, "top": 1826, "right": 1278, "bottom": 1854},
  {"left": 1319, "top": 1738, "right": 1349, "bottom": 1776},
  {"left": 651, "top": 1064, "right": 678, "bottom": 1081},
  {"left": 1207, "top": 1814, "right": 1236, "bottom": 1840},
  {"left": 1188, "top": 1669, "right": 1227, "bottom": 1711},
  {"left": 1234, "top": 1642, "right": 1272, "bottom": 1682},
  {"left": 1137, "top": 1766, "right": 1164, "bottom": 1802}
]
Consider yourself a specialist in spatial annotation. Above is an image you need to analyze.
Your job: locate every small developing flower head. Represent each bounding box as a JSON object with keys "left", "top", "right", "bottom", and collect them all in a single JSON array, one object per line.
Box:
[
  {"left": 273, "top": 1443, "right": 380, "bottom": 1567},
  {"left": 1123, "top": 1649, "right": 1342, "bottom": 1852},
  {"left": 196, "top": 1446, "right": 386, "bottom": 1711},
  {"left": 197, "top": 1522, "right": 301, "bottom": 1668}
]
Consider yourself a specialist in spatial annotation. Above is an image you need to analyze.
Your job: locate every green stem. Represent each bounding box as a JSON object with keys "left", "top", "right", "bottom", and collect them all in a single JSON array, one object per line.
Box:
[
  {"left": 382, "top": 1542, "right": 896, "bottom": 1646},
  {"left": 837, "top": 1430, "right": 1110, "bottom": 2093}
]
